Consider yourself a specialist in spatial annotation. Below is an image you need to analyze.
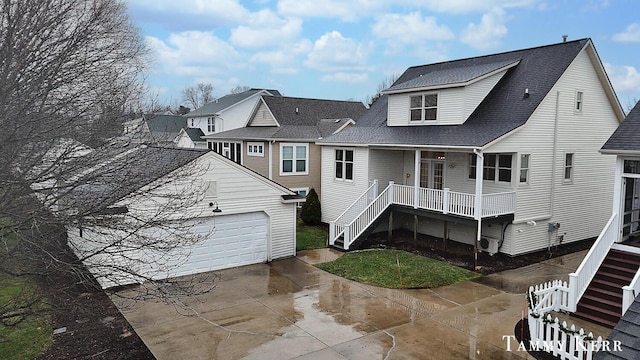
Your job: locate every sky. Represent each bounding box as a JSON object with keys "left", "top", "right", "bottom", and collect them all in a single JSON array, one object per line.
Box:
[{"left": 126, "top": 0, "right": 640, "bottom": 110}]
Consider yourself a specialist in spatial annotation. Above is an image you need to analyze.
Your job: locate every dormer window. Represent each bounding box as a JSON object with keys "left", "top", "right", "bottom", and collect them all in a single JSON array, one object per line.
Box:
[{"left": 410, "top": 93, "right": 438, "bottom": 122}]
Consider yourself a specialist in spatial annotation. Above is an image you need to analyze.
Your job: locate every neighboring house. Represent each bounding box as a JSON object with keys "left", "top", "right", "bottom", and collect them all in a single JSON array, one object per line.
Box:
[
  {"left": 64, "top": 145, "right": 301, "bottom": 288},
  {"left": 318, "top": 38, "right": 624, "bottom": 255},
  {"left": 122, "top": 114, "right": 186, "bottom": 145},
  {"left": 175, "top": 127, "right": 207, "bottom": 149},
  {"left": 204, "top": 95, "right": 366, "bottom": 200},
  {"left": 185, "top": 89, "right": 281, "bottom": 136},
  {"left": 524, "top": 102, "right": 640, "bottom": 359}
]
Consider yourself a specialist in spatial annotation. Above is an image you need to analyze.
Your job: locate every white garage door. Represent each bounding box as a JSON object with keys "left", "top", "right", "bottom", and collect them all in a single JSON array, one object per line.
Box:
[{"left": 172, "top": 211, "right": 269, "bottom": 277}]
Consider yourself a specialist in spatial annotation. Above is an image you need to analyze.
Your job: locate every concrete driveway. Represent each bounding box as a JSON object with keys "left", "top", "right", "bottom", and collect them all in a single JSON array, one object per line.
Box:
[{"left": 113, "top": 249, "right": 610, "bottom": 360}]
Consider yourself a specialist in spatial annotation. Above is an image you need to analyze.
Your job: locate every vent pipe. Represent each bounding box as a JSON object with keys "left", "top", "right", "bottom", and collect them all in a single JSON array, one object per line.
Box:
[{"left": 562, "top": 35, "right": 568, "bottom": 42}]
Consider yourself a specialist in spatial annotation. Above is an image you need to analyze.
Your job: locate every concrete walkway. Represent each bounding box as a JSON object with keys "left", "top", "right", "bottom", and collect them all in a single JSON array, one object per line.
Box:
[{"left": 113, "top": 248, "right": 611, "bottom": 360}]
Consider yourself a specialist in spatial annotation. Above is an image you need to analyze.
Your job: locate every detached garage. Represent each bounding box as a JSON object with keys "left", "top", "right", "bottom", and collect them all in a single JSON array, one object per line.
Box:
[{"left": 65, "top": 145, "right": 301, "bottom": 288}]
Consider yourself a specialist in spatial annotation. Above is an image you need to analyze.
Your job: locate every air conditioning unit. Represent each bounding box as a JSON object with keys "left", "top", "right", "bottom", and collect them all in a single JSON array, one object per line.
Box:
[{"left": 479, "top": 236, "right": 499, "bottom": 255}]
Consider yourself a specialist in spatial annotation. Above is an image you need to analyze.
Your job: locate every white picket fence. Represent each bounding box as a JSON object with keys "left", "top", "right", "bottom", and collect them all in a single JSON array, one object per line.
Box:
[{"left": 527, "top": 284, "right": 604, "bottom": 360}]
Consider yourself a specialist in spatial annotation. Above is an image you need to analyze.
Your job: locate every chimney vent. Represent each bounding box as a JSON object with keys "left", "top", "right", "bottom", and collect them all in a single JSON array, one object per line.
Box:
[{"left": 562, "top": 35, "right": 568, "bottom": 42}]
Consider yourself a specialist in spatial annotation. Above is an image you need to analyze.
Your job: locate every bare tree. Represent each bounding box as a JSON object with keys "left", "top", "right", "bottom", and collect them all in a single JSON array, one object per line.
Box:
[
  {"left": 181, "top": 83, "right": 215, "bottom": 109},
  {"left": 366, "top": 74, "right": 400, "bottom": 107},
  {"left": 229, "top": 85, "right": 251, "bottom": 94},
  {"left": 0, "top": 0, "right": 212, "bottom": 325}
]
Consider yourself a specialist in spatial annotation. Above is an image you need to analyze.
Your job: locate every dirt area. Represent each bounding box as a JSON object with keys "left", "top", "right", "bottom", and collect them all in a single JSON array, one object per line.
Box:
[
  {"left": 361, "top": 229, "right": 595, "bottom": 275},
  {"left": 36, "top": 271, "right": 155, "bottom": 360}
]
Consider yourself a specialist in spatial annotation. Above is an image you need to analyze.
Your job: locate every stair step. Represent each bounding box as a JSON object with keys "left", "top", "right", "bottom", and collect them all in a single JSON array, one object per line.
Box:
[
  {"left": 607, "top": 249, "right": 640, "bottom": 264},
  {"left": 600, "top": 263, "right": 639, "bottom": 275},
  {"left": 579, "top": 293, "right": 622, "bottom": 310},
  {"left": 590, "top": 278, "right": 626, "bottom": 294},
  {"left": 593, "top": 271, "right": 634, "bottom": 285},
  {"left": 583, "top": 287, "right": 623, "bottom": 303},
  {"left": 573, "top": 310, "right": 619, "bottom": 328}
]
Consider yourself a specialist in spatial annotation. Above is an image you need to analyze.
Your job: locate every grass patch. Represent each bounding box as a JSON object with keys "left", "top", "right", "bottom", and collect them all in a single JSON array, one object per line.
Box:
[
  {"left": 296, "top": 225, "right": 328, "bottom": 251},
  {"left": 316, "top": 249, "right": 480, "bottom": 289},
  {"left": 0, "top": 218, "right": 52, "bottom": 359}
]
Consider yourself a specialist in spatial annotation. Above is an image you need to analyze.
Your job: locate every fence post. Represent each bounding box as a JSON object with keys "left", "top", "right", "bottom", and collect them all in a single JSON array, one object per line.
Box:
[{"left": 443, "top": 188, "right": 450, "bottom": 214}]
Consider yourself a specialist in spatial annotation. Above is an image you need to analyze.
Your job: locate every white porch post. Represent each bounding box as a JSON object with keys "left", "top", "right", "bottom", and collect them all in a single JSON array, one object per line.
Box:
[
  {"left": 612, "top": 156, "right": 624, "bottom": 243},
  {"left": 329, "top": 222, "right": 336, "bottom": 246},
  {"left": 474, "top": 150, "right": 484, "bottom": 270},
  {"left": 414, "top": 150, "right": 420, "bottom": 209}
]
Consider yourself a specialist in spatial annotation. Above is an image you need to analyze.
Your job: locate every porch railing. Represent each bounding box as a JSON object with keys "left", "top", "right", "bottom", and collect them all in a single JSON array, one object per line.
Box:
[
  {"left": 332, "top": 181, "right": 516, "bottom": 250},
  {"left": 568, "top": 213, "right": 619, "bottom": 311},
  {"left": 329, "top": 180, "right": 378, "bottom": 246}
]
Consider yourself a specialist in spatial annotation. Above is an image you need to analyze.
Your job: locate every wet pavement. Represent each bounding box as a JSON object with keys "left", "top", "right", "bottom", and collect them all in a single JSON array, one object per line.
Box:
[{"left": 112, "top": 248, "right": 611, "bottom": 359}]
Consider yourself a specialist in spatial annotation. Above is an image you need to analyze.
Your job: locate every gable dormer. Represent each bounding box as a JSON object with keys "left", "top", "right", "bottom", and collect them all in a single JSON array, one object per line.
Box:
[
  {"left": 247, "top": 100, "right": 279, "bottom": 127},
  {"left": 385, "top": 60, "right": 519, "bottom": 126}
]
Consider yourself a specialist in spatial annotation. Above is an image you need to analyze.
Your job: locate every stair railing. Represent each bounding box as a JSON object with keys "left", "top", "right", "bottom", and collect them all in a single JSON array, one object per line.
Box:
[
  {"left": 343, "top": 183, "right": 394, "bottom": 250},
  {"left": 329, "top": 180, "right": 379, "bottom": 246},
  {"left": 568, "top": 213, "right": 619, "bottom": 312},
  {"left": 622, "top": 269, "right": 640, "bottom": 314}
]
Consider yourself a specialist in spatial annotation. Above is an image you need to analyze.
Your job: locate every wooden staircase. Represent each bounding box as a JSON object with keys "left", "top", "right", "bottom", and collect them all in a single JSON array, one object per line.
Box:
[
  {"left": 574, "top": 249, "right": 640, "bottom": 327},
  {"left": 330, "top": 208, "right": 390, "bottom": 251}
]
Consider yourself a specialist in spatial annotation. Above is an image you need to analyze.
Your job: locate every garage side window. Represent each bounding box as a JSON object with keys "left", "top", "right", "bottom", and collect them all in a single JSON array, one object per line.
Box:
[
  {"left": 335, "top": 149, "right": 354, "bottom": 181},
  {"left": 280, "top": 143, "right": 308, "bottom": 175}
]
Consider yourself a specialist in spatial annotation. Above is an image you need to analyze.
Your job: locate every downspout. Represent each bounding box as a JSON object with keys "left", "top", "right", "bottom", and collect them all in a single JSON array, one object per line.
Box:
[
  {"left": 549, "top": 91, "right": 560, "bottom": 252},
  {"left": 473, "top": 148, "right": 484, "bottom": 271}
]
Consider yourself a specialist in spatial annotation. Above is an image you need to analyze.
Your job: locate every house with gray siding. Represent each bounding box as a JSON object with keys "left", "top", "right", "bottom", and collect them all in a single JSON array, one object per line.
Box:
[
  {"left": 318, "top": 38, "right": 624, "bottom": 256},
  {"left": 204, "top": 95, "right": 366, "bottom": 201}
]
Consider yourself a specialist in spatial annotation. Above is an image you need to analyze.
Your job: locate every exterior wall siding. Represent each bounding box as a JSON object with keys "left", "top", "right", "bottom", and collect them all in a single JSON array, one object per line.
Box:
[
  {"left": 485, "top": 48, "right": 620, "bottom": 255},
  {"left": 269, "top": 141, "right": 322, "bottom": 197},
  {"left": 242, "top": 140, "right": 270, "bottom": 178},
  {"left": 321, "top": 146, "right": 370, "bottom": 223},
  {"left": 248, "top": 102, "right": 277, "bottom": 126}
]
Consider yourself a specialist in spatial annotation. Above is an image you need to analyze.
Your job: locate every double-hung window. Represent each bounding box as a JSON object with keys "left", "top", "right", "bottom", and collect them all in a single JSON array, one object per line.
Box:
[
  {"left": 520, "top": 154, "right": 530, "bottom": 184},
  {"left": 575, "top": 91, "right": 583, "bottom": 113},
  {"left": 469, "top": 153, "right": 512, "bottom": 182},
  {"left": 281, "top": 143, "right": 308, "bottom": 175},
  {"left": 410, "top": 93, "right": 438, "bottom": 122},
  {"left": 207, "top": 117, "right": 215, "bottom": 133},
  {"left": 335, "top": 149, "right": 354, "bottom": 181},
  {"left": 564, "top": 153, "right": 574, "bottom": 182}
]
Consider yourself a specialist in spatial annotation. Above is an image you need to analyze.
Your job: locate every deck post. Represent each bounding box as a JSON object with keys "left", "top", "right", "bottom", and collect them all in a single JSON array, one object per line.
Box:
[
  {"left": 372, "top": 179, "right": 379, "bottom": 201},
  {"left": 474, "top": 150, "right": 484, "bottom": 270},
  {"left": 344, "top": 224, "right": 350, "bottom": 250},
  {"left": 414, "top": 149, "right": 420, "bottom": 209},
  {"left": 443, "top": 188, "right": 450, "bottom": 214},
  {"left": 388, "top": 181, "right": 394, "bottom": 203},
  {"left": 329, "top": 222, "right": 336, "bottom": 245},
  {"left": 388, "top": 211, "right": 393, "bottom": 243},
  {"left": 568, "top": 273, "right": 577, "bottom": 312}
]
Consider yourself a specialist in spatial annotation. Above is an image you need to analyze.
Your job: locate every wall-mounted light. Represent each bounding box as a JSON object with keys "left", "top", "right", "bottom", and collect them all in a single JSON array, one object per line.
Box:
[{"left": 209, "top": 201, "right": 222, "bottom": 213}]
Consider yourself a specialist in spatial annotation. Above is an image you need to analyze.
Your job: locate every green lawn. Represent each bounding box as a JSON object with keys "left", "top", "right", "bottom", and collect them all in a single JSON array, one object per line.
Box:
[
  {"left": 0, "top": 219, "right": 52, "bottom": 359},
  {"left": 296, "top": 225, "right": 328, "bottom": 251},
  {"left": 316, "top": 249, "right": 480, "bottom": 289}
]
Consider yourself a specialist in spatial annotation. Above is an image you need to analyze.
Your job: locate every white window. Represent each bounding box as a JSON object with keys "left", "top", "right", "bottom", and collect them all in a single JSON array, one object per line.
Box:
[
  {"left": 575, "top": 91, "right": 583, "bottom": 113},
  {"left": 469, "top": 153, "right": 512, "bottom": 182},
  {"left": 207, "top": 117, "right": 215, "bottom": 133},
  {"left": 520, "top": 154, "right": 530, "bottom": 184},
  {"left": 335, "top": 149, "right": 354, "bottom": 181},
  {"left": 280, "top": 143, "right": 308, "bottom": 175},
  {"left": 291, "top": 187, "right": 309, "bottom": 208},
  {"left": 247, "top": 142, "right": 264, "bottom": 157},
  {"left": 410, "top": 93, "right": 438, "bottom": 122},
  {"left": 210, "top": 141, "right": 242, "bottom": 164},
  {"left": 564, "top": 153, "right": 574, "bottom": 182}
]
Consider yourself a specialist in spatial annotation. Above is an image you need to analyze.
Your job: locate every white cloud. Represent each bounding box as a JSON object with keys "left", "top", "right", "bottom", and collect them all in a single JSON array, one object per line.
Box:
[
  {"left": 277, "top": 0, "right": 383, "bottom": 21},
  {"left": 305, "top": 31, "right": 371, "bottom": 72},
  {"left": 604, "top": 64, "right": 640, "bottom": 93},
  {"left": 129, "top": 0, "right": 250, "bottom": 27},
  {"left": 372, "top": 12, "right": 454, "bottom": 43},
  {"left": 460, "top": 8, "right": 508, "bottom": 51},
  {"left": 250, "top": 40, "right": 313, "bottom": 74},
  {"left": 230, "top": 10, "right": 303, "bottom": 48},
  {"left": 400, "top": 0, "right": 541, "bottom": 14},
  {"left": 145, "top": 31, "right": 245, "bottom": 77},
  {"left": 613, "top": 23, "right": 640, "bottom": 43},
  {"left": 320, "top": 73, "right": 369, "bottom": 83}
]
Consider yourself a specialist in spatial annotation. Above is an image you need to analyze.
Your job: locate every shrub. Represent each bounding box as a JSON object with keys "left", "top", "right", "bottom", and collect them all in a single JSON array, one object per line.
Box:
[{"left": 300, "top": 188, "right": 321, "bottom": 225}]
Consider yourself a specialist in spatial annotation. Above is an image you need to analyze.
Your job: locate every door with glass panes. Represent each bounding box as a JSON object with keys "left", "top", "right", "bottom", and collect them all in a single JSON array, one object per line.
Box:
[{"left": 420, "top": 152, "right": 445, "bottom": 189}]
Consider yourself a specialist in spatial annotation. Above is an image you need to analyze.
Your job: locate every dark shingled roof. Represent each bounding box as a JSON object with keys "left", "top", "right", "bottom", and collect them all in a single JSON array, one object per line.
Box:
[
  {"left": 594, "top": 295, "right": 640, "bottom": 360},
  {"left": 69, "top": 146, "right": 207, "bottom": 213},
  {"left": 184, "top": 127, "right": 205, "bottom": 142},
  {"left": 207, "top": 96, "right": 365, "bottom": 141},
  {"left": 320, "top": 39, "right": 592, "bottom": 148},
  {"left": 146, "top": 115, "right": 187, "bottom": 142},
  {"left": 186, "top": 89, "right": 281, "bottom": 117},
  {"left": 602, "top": 101, "right": 640, "bottom": 153}
]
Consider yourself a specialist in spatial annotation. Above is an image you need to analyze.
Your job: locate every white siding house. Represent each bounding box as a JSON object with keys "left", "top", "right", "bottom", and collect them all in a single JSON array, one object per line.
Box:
[
  {"left": 319, "top": 39, "right": 624, "bottom": 256},
  {"left": 66, "top": 146, "right": 299, "bottom": 288}
]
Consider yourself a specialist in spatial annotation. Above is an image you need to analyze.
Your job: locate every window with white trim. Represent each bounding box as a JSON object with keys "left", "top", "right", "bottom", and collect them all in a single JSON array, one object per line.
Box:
[
  {"left": 564, "top": 153, "right": 574, "bottom": 182},
  {"left": 520, "top": 154, "right": 530, "bottom": 184},
  {"left": 468, "top": 153, "right": 512, "bottom": 182},
  {"left": 207, "top": 117, "right": 215, "bottom": 133},
  {"left": 247, "top": 142, "right": 264, "bottom": 157},
  {"left": 291, "top": 187, "right": 309, "bottom": 208},
  {"left": 575, "top": 91, "right": 583, "bottom": 113},
  {"left": 280, "top": 143, "right": 308, "bottom": 175},
  {"left": 410, "top": 93, "right": 438, "bottom": 122},
  {"left": 335, "top": 149, "right": 354, "bottom": 181},
  {"left": 210, "top": 141, "right": 242, "bottom": 164}
]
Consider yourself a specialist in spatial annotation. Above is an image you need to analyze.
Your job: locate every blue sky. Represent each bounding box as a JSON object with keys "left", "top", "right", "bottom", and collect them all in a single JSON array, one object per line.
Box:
[{"left": 127, "top": 0, "right": 640, "bottom": 110}]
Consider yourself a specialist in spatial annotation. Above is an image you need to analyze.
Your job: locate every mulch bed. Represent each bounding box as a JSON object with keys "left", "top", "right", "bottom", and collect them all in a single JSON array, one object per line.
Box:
[{"left": 361, "top": 228, "right": 595, "bottom": 275}]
